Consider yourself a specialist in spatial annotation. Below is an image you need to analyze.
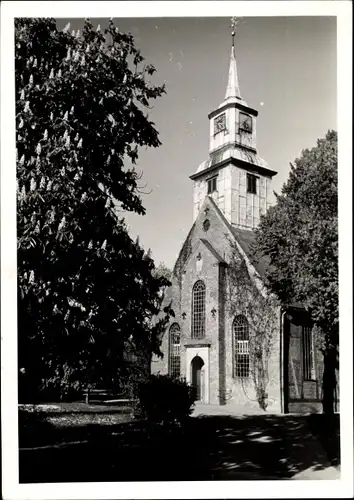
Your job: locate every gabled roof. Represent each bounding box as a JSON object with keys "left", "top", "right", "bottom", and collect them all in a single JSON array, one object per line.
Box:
[
  {"left": 230, "top": 227, "right": 269, "bottom": 280},
  {"left": 206, "top": 196, "right": 269, "bottom": 280},
  {"left": 172, "top": 196, "right": 228, "bottom": 277},
  {"left": 200, "top": 238, "right": 226, "bottom": 265},
  {"left": 169, "top": 195, "right": 306, "bottom": 311},
  {"left": 173, "top": 195, "right": 269, "bottom": 282}
]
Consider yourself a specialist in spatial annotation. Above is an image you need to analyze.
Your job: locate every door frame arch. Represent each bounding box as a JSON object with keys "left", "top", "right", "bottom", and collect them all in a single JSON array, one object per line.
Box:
[
  {"left": 191, "top": 355, "right": 205, "bottom": 401},
  {"left": 185, "top": 345, "right": 210, "bottom": 404}
]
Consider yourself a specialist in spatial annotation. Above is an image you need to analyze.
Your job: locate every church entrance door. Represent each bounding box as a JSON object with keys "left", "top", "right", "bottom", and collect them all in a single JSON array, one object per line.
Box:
[{"left": 191, "top": 356, "right": 205, "bottom": 401}]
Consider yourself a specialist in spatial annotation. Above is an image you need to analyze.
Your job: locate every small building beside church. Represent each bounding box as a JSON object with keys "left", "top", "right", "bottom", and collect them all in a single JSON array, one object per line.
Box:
[{"left": 151, "top": 31, "right": 336, "bottom": 414}]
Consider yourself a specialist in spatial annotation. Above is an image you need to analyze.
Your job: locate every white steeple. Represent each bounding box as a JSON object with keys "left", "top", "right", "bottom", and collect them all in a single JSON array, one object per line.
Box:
[
  {"left": 190, "top": 18, "right": 277, "bottom": 230},
  {"left": 220, "top": 17, "right": 247, "bottom": 108},
  {"left": 225, "top": 44, "right": 241, "bottom": 100}
]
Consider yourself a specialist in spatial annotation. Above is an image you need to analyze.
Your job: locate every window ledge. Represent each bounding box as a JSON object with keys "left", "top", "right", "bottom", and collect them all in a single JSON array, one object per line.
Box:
[{"left": 184, "top": 341, "right": 211, "bottom": 348}]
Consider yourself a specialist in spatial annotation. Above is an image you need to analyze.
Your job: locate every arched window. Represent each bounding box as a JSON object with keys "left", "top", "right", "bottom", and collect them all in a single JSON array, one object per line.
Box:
[
  {"left": 192, "top": 280, "right": 206, "bottom": 339},
  {"left": 169, "top": 323, "right": 181, "bottom": 378},
  {"left": 233, "top": 315, "right": 250, "bottom": 378}
]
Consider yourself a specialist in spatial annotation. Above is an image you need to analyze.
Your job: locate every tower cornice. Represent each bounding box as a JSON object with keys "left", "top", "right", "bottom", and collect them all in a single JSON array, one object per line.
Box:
[
  {"left": 208, "top": 101, "right": 258, "bottom": 120},
  {"left": 190, "top": 156, "right": 277, "bottom": 181}
]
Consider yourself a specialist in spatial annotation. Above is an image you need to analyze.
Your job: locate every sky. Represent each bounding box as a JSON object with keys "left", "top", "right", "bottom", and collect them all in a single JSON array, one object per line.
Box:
[{"left": 56, "top": 16, "right": 337, "bottom": 269}]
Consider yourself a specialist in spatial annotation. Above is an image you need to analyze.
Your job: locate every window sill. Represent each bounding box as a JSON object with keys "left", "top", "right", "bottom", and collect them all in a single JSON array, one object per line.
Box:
[{"left": 184, "top": 341, "right": 211, "bottom": 348}]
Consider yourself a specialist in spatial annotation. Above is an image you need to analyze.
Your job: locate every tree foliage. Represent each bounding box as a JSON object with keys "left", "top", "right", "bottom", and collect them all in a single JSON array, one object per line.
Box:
[
  {"left": 152, "top": 262, "right": 173, "bottom": 283},
  {"left": 254, "top": 130, "right": 338, "bottom": 412},
  {"left": 255, "top": 130, "right": 338, "bottom": 337},
  {"left": 152, "top": 261, "right": 172, "bottom": 301},
  {"left": 16, "top": 18, "right": 171, "bottom": 400}
]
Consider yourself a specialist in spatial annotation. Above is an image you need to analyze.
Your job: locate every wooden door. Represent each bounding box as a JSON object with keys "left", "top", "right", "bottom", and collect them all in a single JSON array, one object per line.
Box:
[{"left": 191, "top": 356, "right": 204, "bottom": 401}]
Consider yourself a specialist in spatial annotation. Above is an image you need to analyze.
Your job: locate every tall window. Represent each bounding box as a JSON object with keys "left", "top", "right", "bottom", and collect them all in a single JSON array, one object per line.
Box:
[
  {"left": 233, "top": 315, "right": 250, "bottom": 378},
  {"left": 192, "top": 280, "right": 206, "bottom": 339},
  {"left": 303, "top": 326, "right": 316, "bottom": 381},
  {"left": 169, "top": 323, "right": 181, "bottom": 378},
  {"left": 207, "top": 176, "right": 217, "bottom": 194},
  {"left": 247, "top": 174, "right": 257, "bottom": 194}
]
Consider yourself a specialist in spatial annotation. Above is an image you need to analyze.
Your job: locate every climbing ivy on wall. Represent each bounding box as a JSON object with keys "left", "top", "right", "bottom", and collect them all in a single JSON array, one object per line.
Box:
[{"left": 226, "top": 239, "right": 279, "bottom": 411}]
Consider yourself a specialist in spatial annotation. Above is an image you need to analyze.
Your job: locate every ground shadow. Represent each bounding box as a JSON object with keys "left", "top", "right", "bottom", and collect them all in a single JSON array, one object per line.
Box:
[
  {"left": 19, "top": 410, "right": 340, "bottom": 483},
  {"left": 192, "top": 413, "right": 340, "bottom": 480}
]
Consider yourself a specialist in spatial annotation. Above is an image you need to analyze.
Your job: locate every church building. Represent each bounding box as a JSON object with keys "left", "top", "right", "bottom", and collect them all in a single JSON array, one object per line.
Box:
[{"left": 151, "top": 26, "right": 333, "bottom": 414}]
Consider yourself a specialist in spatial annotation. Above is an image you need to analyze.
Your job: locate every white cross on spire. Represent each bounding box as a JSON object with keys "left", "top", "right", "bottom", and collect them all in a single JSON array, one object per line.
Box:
[{"left": 230, "top": 16, "right": 241, "bottom": 44}]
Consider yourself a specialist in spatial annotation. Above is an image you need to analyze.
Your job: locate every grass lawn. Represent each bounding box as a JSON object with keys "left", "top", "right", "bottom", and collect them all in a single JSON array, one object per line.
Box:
[
  {"left": 19, "top": 402, "right": 133, "bottom": 448},
  {"left": 19, "top": 401, "right": 208, "bottom": 482}
]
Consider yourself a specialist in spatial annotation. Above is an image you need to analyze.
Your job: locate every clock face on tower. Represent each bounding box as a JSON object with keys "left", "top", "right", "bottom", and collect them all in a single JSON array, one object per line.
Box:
[
  {"left": 214, "top": 113, "right": 226, "bottom": 134},
  {"left": 239, "top": 113, "right": 252, "bottom": 133}
]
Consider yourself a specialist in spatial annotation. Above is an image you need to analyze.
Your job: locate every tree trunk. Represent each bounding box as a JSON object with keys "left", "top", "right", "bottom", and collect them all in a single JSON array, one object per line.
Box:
[{"left": 322, "top": 347, "right": 337, "bottom": 415}]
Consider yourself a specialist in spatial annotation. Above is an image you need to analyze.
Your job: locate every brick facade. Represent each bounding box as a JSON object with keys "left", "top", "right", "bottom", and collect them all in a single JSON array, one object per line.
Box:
[
  {"left": 151, "top": 196, "right": 328, "bottom": 414},
  {"left": 151, "top": 196, "right": 283, "bottom": 412}
]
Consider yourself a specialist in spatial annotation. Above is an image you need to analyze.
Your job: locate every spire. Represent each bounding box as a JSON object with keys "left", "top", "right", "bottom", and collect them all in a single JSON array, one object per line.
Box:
[
  {"left": 225, "top": 17, "right": 242, "bottom": 100},
  {"left": 225, "top": 45, "right": 241, "bottom": 100}
]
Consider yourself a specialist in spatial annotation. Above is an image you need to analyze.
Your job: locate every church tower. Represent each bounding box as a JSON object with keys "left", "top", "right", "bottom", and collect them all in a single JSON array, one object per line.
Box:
[{"left": 190, "top": 20, "right": 277, "bottom": 230}]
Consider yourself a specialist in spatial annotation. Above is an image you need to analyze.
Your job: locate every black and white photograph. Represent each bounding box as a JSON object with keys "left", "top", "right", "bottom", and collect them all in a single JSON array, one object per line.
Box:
[{"left": 1, "top": 1, "right": 353, "bottom": 499}]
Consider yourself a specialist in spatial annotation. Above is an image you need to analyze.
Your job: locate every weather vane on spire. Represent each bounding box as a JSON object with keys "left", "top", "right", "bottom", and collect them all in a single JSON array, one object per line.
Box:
[{"left": 230, "top": 17, "right": 242, "bottom": 47}]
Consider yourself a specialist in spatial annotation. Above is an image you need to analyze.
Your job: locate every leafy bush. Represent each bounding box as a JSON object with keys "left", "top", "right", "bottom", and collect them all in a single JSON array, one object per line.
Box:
[{"left": 133, "top": 374, "right": 197, "bottom": 427}]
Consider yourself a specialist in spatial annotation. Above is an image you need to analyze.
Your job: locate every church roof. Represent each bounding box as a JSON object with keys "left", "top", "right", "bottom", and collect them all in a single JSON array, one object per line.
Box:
[
  {"left": 169, "top": 195, "right": 310, "bottom": 313},
  {"left": 230, "top": 226, "right": 304, "bottom": 309},
  {"left": 230, "top": 227, "right": 269, "bottom": 280},
  {"left": 204, "top": 195, "right": 270, "bottom": 281},
  {"left": 192, "top": 143, "right": 276, "bottom": 178},
  {"left": 172, "top": 194, "right": 270, "bottom": 282},
  {"left": 200, "top": 238, "right": 226, "bottom": 264}
]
